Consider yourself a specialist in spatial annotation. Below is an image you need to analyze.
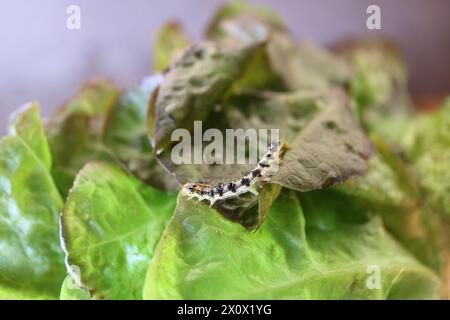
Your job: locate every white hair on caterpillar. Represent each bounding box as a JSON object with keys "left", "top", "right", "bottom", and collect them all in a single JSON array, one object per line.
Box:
[{"left": 182, "top": 140, "right": 285, "bottom": 207}]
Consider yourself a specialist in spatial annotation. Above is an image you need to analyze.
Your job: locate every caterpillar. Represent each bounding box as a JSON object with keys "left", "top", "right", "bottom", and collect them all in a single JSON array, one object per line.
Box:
[{"left": 182, "top": 140, "right": 285, "bottom": 207}]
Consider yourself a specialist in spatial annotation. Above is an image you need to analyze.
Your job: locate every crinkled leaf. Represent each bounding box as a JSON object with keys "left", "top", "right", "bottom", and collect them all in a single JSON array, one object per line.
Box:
[
  {"left": 61, "top": 162, "right": 177, "bottom": 299},
  {"left": 339, "top": 145, "right": 447, "bottom": 277},
  {"left": 150, "top": 74, "right": 372, "bottom": 227},
  {"left": 144, "top": 190, "right": 442, "bottom": 299},
  {"left": 149, "top": 41, "right": 264, "bottom": 153},
  {"left": 206, "top": 6, "right": 288, "bottom": 92},
  {"left": 148, "top": 39, "right": 285, "bottom": 192},
  {"left": 147, "top": 11, "right": 373, "bottom": 227},
  {"left": 153, "top": 22, "right": 190, "bottom": 72},
  {"left": 335, "top": 38, "right": 414, "bottom": 130},
  {"left": 0, "top": 103, "right": 65, "bottom": 299},
  {"left": 271, "top": 89, "right": 374, "bottom": 191},
  {"left": 344, "top": 41, "right": 449, "bottom": 217},
  {"left": 152, "top": 80, "right": 372, "bottom": 192},
  {"left": 206, "top": 2, "right": 351, "bottom": 92},
  {"left": 400, "top": 99, "right": 450, "bottom": 216}
]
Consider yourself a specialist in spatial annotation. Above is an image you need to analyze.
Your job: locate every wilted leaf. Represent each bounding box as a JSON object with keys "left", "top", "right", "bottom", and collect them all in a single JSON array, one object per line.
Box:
[
  {"left": 149, "top": 41, "right": 264, "bottom": 152},
  {"left": 151, "top": 71, "right": 372, "bottom": 192},
  {"left": 148, "top": 39, "right": 285, "bottom": 192},
  {"left": 271, "top": 89, "right": 374, "bottom": 191}
]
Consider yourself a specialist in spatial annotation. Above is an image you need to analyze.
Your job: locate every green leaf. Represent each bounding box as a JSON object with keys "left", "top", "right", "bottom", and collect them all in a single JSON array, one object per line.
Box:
[
  {"left": 0, "top": 102, "right": 65, "bottom": 299},
  {"left": 60, "top": 275, "right": 91, "bottom": 300},
  {"left": 206, "top": 0, "right": 285, "bottom": 40},
  {"left": 103, "top": 75, "right": 178, "bottom": 190},
  {"left": 206, "top": 1, "right": 297, "bottom": 93},
  {"left": 144, "top": 190, "right": 442, "bottom": 299},
  {"left": 336, "top": 38, "right": 413, "bottom": 126},
  {"left": 339, "top": 137, "right": 447, "bottom": 276},
  {"left": 8, "top": 102, "right": 52, "bottom": 170},
  {"left": 60, "top": 162, "right": 177, "bottom": 299},
  {"left": 153, "top": 22, "right": 190, "bottom": 72},
  {"left": 400, "top": 99, "right": 450, "bottom": 217},
  {"left": 45, "top": 78, "right": 121, "bottom": 198}
]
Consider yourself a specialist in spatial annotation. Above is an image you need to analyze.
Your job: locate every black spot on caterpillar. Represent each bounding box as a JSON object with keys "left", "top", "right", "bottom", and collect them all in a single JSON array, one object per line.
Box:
[{"left": 182, "top": 140, "right": 285, "bottom": 207}]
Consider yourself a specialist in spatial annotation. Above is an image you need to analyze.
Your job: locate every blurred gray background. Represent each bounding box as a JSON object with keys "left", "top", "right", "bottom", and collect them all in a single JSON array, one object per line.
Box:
[{"left": 1, "top": 0, "right": 450, "bottom": 134}]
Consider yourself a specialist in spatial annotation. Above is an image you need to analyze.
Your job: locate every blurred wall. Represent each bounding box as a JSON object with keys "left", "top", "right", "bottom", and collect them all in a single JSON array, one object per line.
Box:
[{"left": 1, "top": 0, "right": 450, "bottom": 133}]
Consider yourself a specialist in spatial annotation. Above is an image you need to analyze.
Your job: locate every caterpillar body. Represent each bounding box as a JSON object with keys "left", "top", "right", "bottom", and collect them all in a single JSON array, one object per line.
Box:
[{"left": 182, "top": 140, "right": 285, "bottom": 207}]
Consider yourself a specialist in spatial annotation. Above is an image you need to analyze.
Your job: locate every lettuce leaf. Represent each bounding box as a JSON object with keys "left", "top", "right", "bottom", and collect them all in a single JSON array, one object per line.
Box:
[
  {"left": 206, "top": 0, "right": 285, "bottom": 40},
  {"left": 59, "top": 275, "right": 91, "bottom": 300},
  {"left": 60, "top": 162, "right": 177, "bottom": 299},
  {"left": 144, "top": 190, "right": 442, "bottom": 299},
  {"left": 271, "top": 89, "right": 373, "bottom": 191},
  {"left": 150, "top": 53, "right": 373, "bottom": 192},
  {"left": 0, "top": 103, "right": 65, "bottom": 299},
  {"left": 153, "top": 22, "right": 190, "bottom": 72},
  {"left": 103, "top": 75, "right": 178, "bottom": 190},
  {"left": 400, "top": 99, "right": 450, "bottom": 217},
  {"left": 339, "top": 147, "right": 446, "bottom": 277},
  {"left": 335, "top": 38, "right": 414, "bottom": 139},
  {"left": 45, "top": 78, "right": 121, "bottom": 198}
]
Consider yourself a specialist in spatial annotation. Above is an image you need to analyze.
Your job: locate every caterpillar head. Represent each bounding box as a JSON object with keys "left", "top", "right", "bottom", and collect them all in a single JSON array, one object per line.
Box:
[{"left": 269, "top": 140, "right": 280, "bottom": 152}]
